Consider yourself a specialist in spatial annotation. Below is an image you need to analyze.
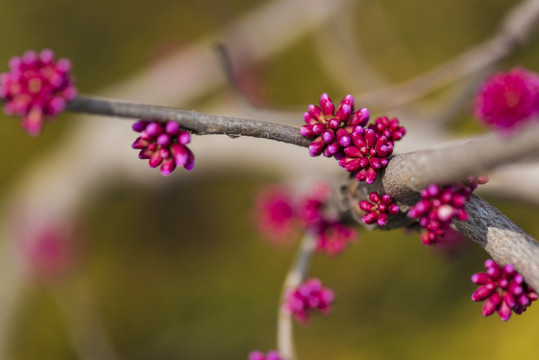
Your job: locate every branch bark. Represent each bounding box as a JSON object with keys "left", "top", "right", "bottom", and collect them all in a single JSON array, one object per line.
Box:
[{"left": 66, "top": 96, "right": 310, "bottom": 147}]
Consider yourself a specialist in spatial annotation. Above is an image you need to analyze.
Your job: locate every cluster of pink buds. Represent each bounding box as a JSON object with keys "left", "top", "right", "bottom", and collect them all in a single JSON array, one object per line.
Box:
[
  {"left": 408, "top": 181, "right": 482, "bottom": 245},
  {"left": 283, "top": 278, "right": 335, "bottom": 323},
  {"left": 338, "top": 127, "right": 393, "bottom": 184},
  {"left": 253, "top": 183, "right": 357, "bottom": 255},
  {"left": 474, "top": 67, "right": 539, "bottom": 132},
  {"left": 253, "top": 186, "right": 297, "bottom": 245},
  {"left": 471, "top": 259, "right": 537, "bottom": 321},
  {"left": 0, "top": 49, "right": 77, "bottom": 136},
  {"left": 359, "top": 192, "right": 399, "bottom": 226},
  {"left": 368, "top": 116, "right": 406, "bottom": 143},
  {"left": 248, "top": 350, "right": 282, "bottom": 360},
  {"left": 301, "top": 93, "right": 405, "bottom": 185},
  {"left": 300, "top": 93, "right": 369, "bottom": 158},
  {"left": 132, "top": 120, "right": 194, "bottom": 176},
  {"left": 298, "top": 185, "right": 357, "bottom": 256}
]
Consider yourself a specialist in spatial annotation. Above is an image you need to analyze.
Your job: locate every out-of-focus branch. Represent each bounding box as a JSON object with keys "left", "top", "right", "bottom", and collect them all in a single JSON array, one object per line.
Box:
[
  {"left": 66, "top": 96, "right": 310, "bottom": 147},
  {"left": 454, "top": 195, "right": 539, "bottom": 291},
  {"left": 381, "top": 122, "right": 539, "bottom": 202},
  {"left": 277, "top": 233, "right": 317, "bottom": 360},
  {"left": 355, "top": 0, "right": 539, "bottom": 108}
]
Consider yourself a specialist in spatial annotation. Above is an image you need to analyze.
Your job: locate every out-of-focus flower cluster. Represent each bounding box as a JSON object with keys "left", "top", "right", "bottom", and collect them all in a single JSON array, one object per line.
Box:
[
  {"left": 301, "top": 93, "right": 405, "bottom": 184},
  {"left": 254, "top": 183, "right": 357, "bottom": 256},
  {"left": 0, "top": 49, "right": 77, "bottom": 136},
  {"left": 474, "top": 67, "right": 539, "bottom": 132},
  {"left": 408, "top": 177, "right": 487, "bottom": 245},
  {"left": 132, "top": 120, "right": 194, "bottom": 176},
  {"left": 283, "top": 278, "right": 335, "bottom": 323},
  {"left": 248, "top": 350, "right": 282, "bottom": 360},
  {"left": 471, "top": 259, "right": 537, "bottom": 321}
]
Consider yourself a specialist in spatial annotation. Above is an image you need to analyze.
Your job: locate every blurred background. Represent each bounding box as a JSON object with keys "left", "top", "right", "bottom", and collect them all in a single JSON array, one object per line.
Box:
[{"left": 1, "top": 0, "right": 539, "bottom": 359}]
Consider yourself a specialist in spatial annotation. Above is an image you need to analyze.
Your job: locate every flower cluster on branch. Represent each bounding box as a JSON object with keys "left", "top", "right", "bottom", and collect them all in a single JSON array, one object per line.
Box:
[
  {"left": 471, "top": 259, "right": 537, "bottom": 321},
  {"left": 300, "top": 93, "right": 406, "bottom": 184}
]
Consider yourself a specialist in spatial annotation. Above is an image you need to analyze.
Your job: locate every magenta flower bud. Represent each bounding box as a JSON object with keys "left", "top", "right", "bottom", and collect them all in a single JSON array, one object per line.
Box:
[
  {"left": 157, "top": 133, "right": 171, "bottom": 146},
  {"left": 178, "top": 131, "right": 191, "bottom": 145},
  {"left": 359, "top": 201, "right": 374, "bottom": 212},
  {"left": 184, "top": 149, "right": 195, "bottom": 171},
  {"left": 166, "top": 121, "right": 180, "bottom": 135},
  {"left": 471, "top": 273, "right": 492, "bottom": 285},
  {"left": 365, "top": 168, "right": 378, "bottom": 184},
  {"left": 335, "top": 103, "right": 352, "bottom": 122},
  {"left": 369, "top": 157, "right": 382, "bottom": 170},
  {"left": 364, "top": 129, "right": 377, "bottom": 147},
  {"left": 327, "top": 142, "right": 340, "bottom": 155},
  {"left": 309, "top": 139, "right": 325, "bottom": 156},
  {"left": 303, "top": 112, "right": 316, "bottom": 125},
  {"left": 355, "top": 169, "right": 367, "bottom": 181},
  {"left": 312, "top": 122, "right": 326, "bottom": 135},
  {"left": 375, "top": 213, "right": 387, "bottom": 226},
  {"left": 497, "top": 300, "right": 512, "bottom": 321},
  {"left": 503, "top": 291, "right": 516, "bottom": 309},
  {"left": 146, "top": 122, "right": 164, "bottom": 136},
  {"left": 388, "top": 203, "right": 399, "bottom": 215},
  {"left": 341, "top": 94, "right": 354, "bottom": 106},
  {"left": 322, "top": 129, "right": 335, "bottom": 143},
  {"left": 320, "top": 93, "right": 335, "bottom": 116},
  {"left": 300, "top": 125, "right": 314, "bottom": 137},
  {"left": 131, "top": 137, "right": 148, "bottom": 149},
  {"left": 327, "top": 118, "right": 340, "bottom": 129},
  {"left": 308, "top": 104, "right": 324, "bottom": 121},
  {"left": 149, "top": 152, "right": 163, "bottom": 168},
  {"left": 160, "top": 158, "right": 176, "bottom": 176},
  {"left": 132, "top": 120, "right": 149, "bottom": 132},
  {"left": 337, "top": 128, "right": 351, "bottom": 146},
  {"left": 350, "top": 107, "right": 370, "bottom": 127},
  {"left": 472, "top": 285, "right": 495, "bottom": 301},
  {"left": 344, "top": 146, "right": 361, "bottom": 158},
  {"left": 344, "top": 158, "right": 361, "bottom": 172},
  {"left": 359, "top": 157, "right": 370, "bottom": 168}
]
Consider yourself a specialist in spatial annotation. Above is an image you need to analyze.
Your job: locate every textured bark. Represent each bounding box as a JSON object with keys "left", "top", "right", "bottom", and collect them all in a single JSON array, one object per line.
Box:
[{"left": 454, "top": 195, "right": 539, "bottom": 291}]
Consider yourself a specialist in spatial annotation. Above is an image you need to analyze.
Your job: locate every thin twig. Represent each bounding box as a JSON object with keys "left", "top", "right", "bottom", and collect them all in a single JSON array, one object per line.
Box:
[
  {"left": 66, "top": 95, "right": 310, "bottom": 147},
  {"left": 355, "top": 0, "right": 539, "bottom": 108},
  {"left": 277, "top": 233, "right": 317, "bottom": 360}
]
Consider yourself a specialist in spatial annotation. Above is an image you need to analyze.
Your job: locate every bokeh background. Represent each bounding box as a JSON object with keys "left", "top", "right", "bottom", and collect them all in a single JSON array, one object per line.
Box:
[{"left": 1, "top": 0, "right": 539, "bottom": 359}]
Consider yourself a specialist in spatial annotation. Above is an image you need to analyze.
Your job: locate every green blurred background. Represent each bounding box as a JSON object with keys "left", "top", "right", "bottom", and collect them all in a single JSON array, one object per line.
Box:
[{"left": 1, "top": 0, "right": 539, "bottom": 359}]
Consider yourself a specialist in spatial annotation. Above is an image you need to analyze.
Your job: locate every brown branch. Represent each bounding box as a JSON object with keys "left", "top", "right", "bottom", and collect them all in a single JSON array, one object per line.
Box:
[
  {"left": 66, "top": 94, "right": 539, "bottom": 291},
  {"left": 453, "top": 195, "right": 539, "bottom": 291},
  {"left": 381, "top": 123, "right": 539, "bottom": 203},
  {"left": 356, "top": 0, "right": 539, "bottom": 108},
  {"left": 66, "top": 95, "right": 310, "bottom": 147}
]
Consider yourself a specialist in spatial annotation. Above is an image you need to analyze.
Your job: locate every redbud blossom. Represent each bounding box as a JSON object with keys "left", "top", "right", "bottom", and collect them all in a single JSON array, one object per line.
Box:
[
  {"left": 471, "top": 259, "right": 537, "bottom": 321},
  {"left": 301, "top": 93, "right": 369, "bottom": 158},
  {"left": 132, "top": 120, "right": 194, "bottom": 176},
  {"left": 338, "top": 127, "right": 393, "bottom": 184},
  {"left": 283, "top": 278, "right": 335, "bottom": 323},
  {"left": 359, "top": 192, "right": 399, "bottom": 227},
  {"left": 0, "top": 49, "right": 77, "bottom": 136},
  {"left": 248, "top": 350, "right": 282, "bottom": 360},
  {"left": 408, "top": 178, "right": 486, "bottom": 245},
  {"left": 254, "top": 186, "right": 298, "bottom": 245},
  {"left": 474, "top": 67, "right": 539, "bottom": 132}
]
